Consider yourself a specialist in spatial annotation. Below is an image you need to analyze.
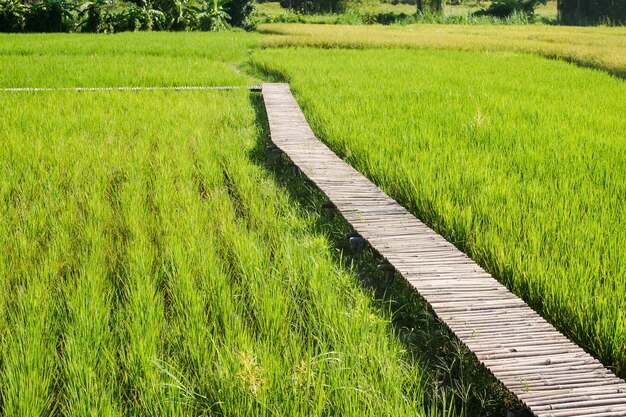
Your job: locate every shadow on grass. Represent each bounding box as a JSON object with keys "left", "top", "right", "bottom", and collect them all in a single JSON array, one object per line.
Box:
[{"left": 246, "top": 91, "right": 524, "bottom": 417}]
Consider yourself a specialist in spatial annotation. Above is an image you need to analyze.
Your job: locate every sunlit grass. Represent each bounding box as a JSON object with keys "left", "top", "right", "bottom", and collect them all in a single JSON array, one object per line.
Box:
[
  {"left": 251, "top": 46, "right": 626, "bottom": 377},
  {"left": 258, "top": 23, "right": 626, "bottom": 78},
  {"left": 0, "top": 86, "right": 456, "bottom": 415},
  {"left": 3, "top": 26, "right": 624, "bottom": 415},
  {"left": 0, "top": 32, "right": 260, "bottom": 87},
  {"left": 0, "top": 32, "right": 463, "bottom": 416}
]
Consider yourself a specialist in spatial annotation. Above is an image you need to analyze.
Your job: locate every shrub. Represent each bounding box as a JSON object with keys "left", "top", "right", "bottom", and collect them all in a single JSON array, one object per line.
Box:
[
  {"left": 198, "top": 0, "right": 230, "bottom": 30},
  {"left": 25, "top": 0, "right": 76, "bottom": 32},
  {"left": 279, "top": 0, "right": 352, "bottom": 15},
  {"left": 150, "top": 0, "right": 194, "bottom": 30},
  {"left": 112, "top": 3, "right": 164, "bottom": 31},
  {"left": 0, "top": 0, "right": 251, "bottom": 32},
  {"left": 0, "top": 0, "right": 28, "bottom": 32},
  {"left": 334, "top": 10, "right": 363, "bottom": 24},
  {"left": 416, "top": 0, "right": 442, "bottom": 13},
  {"left": 473, "top": 0, "right": 545, "bottom": 18},
  {"left": 558, "top": 0, "right": 626, "bottom": 25},
  {"left": 77, "top": 0, "right": 116, "bottom": 32},
  {"left": 226, "top": 0, "right": 252, "bottom": 28}
]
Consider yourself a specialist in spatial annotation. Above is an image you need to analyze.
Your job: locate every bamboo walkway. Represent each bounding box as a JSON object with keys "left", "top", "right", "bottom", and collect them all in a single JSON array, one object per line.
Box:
[{"left": 262, "top": 83, "right": 626, "bottom": 417}]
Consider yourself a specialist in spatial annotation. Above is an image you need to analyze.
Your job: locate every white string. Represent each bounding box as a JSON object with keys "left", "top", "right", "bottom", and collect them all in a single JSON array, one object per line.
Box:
[{"left": 0, "top": 85, "right": 262, "bottom": 92}]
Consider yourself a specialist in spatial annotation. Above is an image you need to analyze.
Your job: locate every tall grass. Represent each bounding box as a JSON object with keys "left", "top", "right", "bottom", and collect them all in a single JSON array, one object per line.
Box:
[
  {"left": 258, "top": 23, "right": 626, "bottom": 78},
  {"left": 58, "top": 169, "right": 120, "bottom": 416},
  {"left": 251, "top": 47, "right": 626, "bottom": 377},
  {"left": 0, "top": 31, "right": 465, "bottom": 413},
  {"left": 0, "top": 32, "right": 260, "bottom": 87}
]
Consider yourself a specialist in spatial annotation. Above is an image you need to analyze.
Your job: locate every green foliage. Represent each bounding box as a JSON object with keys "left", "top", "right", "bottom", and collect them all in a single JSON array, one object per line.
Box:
[
  {"left": 117, "top": 4, "right": 165, "bottom": 31},
  {"left": 558, "top": 0, "right": 626, "bottom": 25},
  {"left": 416, "top": 0, "right": 442, "bottom": 13},
  {"left": 0, "top": 0, "right": 253, "bottom": 32},
  {"left": 197, "top": 0, "right": 231, "bottom": 31},
  {"left": 0, "top": 0, "right": 27, "bottom": 32},
  {"left": 151, "top": 0, "right": 197, "bottom": 29},
  {"left": 278, "top": 0, "right": 354, "bottom": 15},
  {"left": 24, "top": 0, "right": 76, "bottom": 32},
  {"left": 76, "top": 0, "right": 114, "bottom": 32},
  {"left": 474, "top": 0, "right": 545, "bottom": 18},
  {"left": 226, "top": 0, "right": 253, "bottom": 28},
  {"left": 255, "top": 8, "right": 541, "bottom": 24},
  {"left": 334, "top": 9, "right": 365, "bottom": 23},
  {"left": 254, "top": 11, "right": 305, "bottom": 23}
]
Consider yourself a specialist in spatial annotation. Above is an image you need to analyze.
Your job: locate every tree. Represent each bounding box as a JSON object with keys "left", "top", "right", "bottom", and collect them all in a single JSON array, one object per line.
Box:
[
  {"left": 0, "top": 0, "right": 28, "bottom": 32},
  {"left": 226, "top": 0, "right": 252, "bottom": 28},
  {"left": 474, "top": 0, "right": 546, "bottom": 18},
  {"left": 558, "top": 0, "right": 626, "bottom": 24},
  {"left": 416, "top": 0, "right": 443, "bottom": 14}
]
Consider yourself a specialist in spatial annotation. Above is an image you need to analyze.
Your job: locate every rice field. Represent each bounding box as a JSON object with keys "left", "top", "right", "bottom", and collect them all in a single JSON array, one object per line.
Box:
[
  {"left": 2, "top": 22, "right": 626, "bottom": 416},
  {"left": 0, "top": 34, "right": 460, "bottom": 416},
  {"left": 0, "top": 32, "right": 259, "bottom": 87},
  {"left": 251, "top": 46, "right": 626, "bottom": 377},
  {"left": 258, "top": 23, "right": 626, "bottom": 78}
]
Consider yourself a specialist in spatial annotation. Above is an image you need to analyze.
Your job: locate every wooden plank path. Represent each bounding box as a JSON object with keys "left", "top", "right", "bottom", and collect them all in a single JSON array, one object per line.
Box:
[{"left": 262, "top": 83, "right": 626, "bottom": 417}]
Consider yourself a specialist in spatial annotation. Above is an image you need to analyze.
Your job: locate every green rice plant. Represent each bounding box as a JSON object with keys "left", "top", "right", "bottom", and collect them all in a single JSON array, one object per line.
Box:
[
  {"left": 56, "top": 176, "right": 120, "bottom": 415},
  {"left": 251, "top": 47, "right": 626, "bottom": 377},
  {"left": 0, "top": 31, "right": 260, "bottom": 87},
  {"left": 0, "top": 32, "right": 464, "bottom": 412},
  {"left": 258, "top": 23, "right": 626, "bottom": 78},
  {"left": 0, "top": 125, "right": 72, "bottom": 415}
]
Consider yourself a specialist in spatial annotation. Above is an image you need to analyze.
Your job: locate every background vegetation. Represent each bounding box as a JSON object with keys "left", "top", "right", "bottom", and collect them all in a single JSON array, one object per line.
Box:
[
  {"left": 558, "top": 0, "right": 626, "bottom": 25},
  {"left": 2, "top": 0, "right": 625, "bottom": 33},
  {"left": 252, "top": 0, "right": 624, "bottom": 24},
  {"left": 252, "top": 0, "right": 558, "bottom": 25},
  {"left": 0, "top": 0, "right": 254, "bottom": 32}
]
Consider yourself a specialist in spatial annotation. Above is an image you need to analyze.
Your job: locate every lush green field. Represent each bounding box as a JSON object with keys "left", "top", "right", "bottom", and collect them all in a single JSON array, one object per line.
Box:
[
  {"left": 259, "top": 23, "right": 626, "bottom": 78},
  {"left": 0, "top": 34, "right": 462, "bottom": 416},
  {"left": 3, "top": 24, "right": 626, "bottom": 416},
  {"left": 252, "top": 47, "right": 626, "bottom": 376},
  {"left": 0, "top": 32, "right": 259, "bottom": 87}
]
